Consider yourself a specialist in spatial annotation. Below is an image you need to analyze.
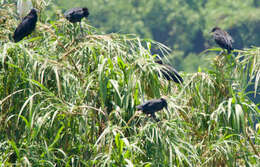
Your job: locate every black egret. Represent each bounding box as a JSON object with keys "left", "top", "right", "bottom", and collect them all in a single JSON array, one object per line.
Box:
[
  {"left": 64, "top": 7, "right": 89, "bottom": 23},
  {"left": 136, "top": 98, "right": 168, "bottom": 121},
  {"left": 64, "top": 7, "right": 89, "bottom": 34},
  {"left": 13, "top": 8, "right": 38, "bottom": 42},
  {"left": 211, "top": 27, "right": 234, "bottom": 54},
  {"left": 155, "top": 60, "right": 183, "bottom": 84}
]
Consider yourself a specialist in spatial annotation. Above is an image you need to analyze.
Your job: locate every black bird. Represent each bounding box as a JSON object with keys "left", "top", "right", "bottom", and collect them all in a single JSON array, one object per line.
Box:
[
  {"left": 136, "top": 98, "right": 168, "bottom": 121},
  {"left": 13, "top": 8, "right": 38, "bottom": 43},
  {"left": 155, "top": 60, "right": 183, "bottom": 84},
  {"left": 64, "top": 7, "right": 89, "bottom": 23},
  {"left": 211, "top": 27, "right": 234, "bottom": 54}
]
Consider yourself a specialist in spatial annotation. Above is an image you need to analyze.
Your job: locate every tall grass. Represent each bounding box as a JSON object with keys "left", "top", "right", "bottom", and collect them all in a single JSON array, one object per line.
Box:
[{"left": 0, "top": 3, "right": 259, "bottom": 166}]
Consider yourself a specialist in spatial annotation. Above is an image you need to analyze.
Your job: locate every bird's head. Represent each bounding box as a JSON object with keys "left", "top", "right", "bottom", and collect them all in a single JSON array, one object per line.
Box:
[
  {"left": 211, "top": 26, "right": 221, "bottom": 33},
  {"left": 30, "top": 8, "right": 38, "bottom": 15},
  {"left": 82, "top": 7, "right": 89, "bottom": 17},
  {"left": 160, "top": 98, "right": 168, "bottom": 110}
]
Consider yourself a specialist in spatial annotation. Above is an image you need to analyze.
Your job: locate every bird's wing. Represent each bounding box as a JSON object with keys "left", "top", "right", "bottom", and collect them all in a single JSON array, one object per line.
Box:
[
  {"left": 137, "top": 100, "right": 154, "bottom": 111},
  {"left": 73, "top": 10, "right": 84, "bottom": 18},
  {"left": 144, "top": 100, "right": 163, "bottom": 111},
  {"left": 65, "top": 8, "right": 74, "bottom": 15},
  {"left": 227, "top": 33, "right": 234, "bottom": 43},
  {"left": 214, "top": 32, "right": 233, "bottom": 49},
  {"left": 64, "top": 9, "right": 77, "bottom": 18},
  {"left": 162, "top": 65, "right": 183, "bottom": 83},
  {"left": 14, "top": 15, "right": 33, "bottom": 36},
  {"left": 137, "top": 101, "right": 150, "bottom": 110},
  {"left": 223, "top": 31, "right": 234, "bottom": 43}
]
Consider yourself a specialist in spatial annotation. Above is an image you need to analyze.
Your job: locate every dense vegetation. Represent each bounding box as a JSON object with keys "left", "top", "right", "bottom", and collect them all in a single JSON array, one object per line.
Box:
[{"left": 0, "top": 1, "right": 260, "bottom": 166}]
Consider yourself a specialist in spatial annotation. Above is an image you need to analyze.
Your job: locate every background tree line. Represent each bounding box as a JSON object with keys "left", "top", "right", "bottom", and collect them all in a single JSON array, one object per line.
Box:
[{"left": 52, "top": 0, "right": 260, "bottom": 72}]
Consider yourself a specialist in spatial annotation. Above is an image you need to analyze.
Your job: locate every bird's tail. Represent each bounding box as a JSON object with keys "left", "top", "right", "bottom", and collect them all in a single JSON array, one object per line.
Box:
[{"left": 136, "top": 105, "right": 142, "bottom": 110}]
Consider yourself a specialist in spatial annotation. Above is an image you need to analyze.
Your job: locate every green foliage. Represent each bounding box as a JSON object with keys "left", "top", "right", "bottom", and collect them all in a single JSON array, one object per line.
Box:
[{"left": 0, "top": 2, "right": 260, "bottom": 167}]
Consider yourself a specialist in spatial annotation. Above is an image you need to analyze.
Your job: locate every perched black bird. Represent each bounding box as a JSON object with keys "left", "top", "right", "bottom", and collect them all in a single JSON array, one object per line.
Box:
[
  {"left": 211, "top": 27, "right": 234, "bottom": 54},
  {"left": 136, "top": 98, "right": 168, "bottom": 121},
  {"left": 155, "top": 60, "right": 183, "bottom": 84},
  {"left": 64, "top": 7, "right": 89, "bottom": 23},
  {"left": 13, "top": 8, "right": 38, "bottom": 43}
]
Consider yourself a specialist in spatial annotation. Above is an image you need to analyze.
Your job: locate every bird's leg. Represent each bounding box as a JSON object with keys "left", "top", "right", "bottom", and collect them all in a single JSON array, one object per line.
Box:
[
  {"left": 151, "top": 113, "right": 160, "bottom": 122},
  {"left": 80, "top": 22, "right": 84, "bottom": 37}
]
